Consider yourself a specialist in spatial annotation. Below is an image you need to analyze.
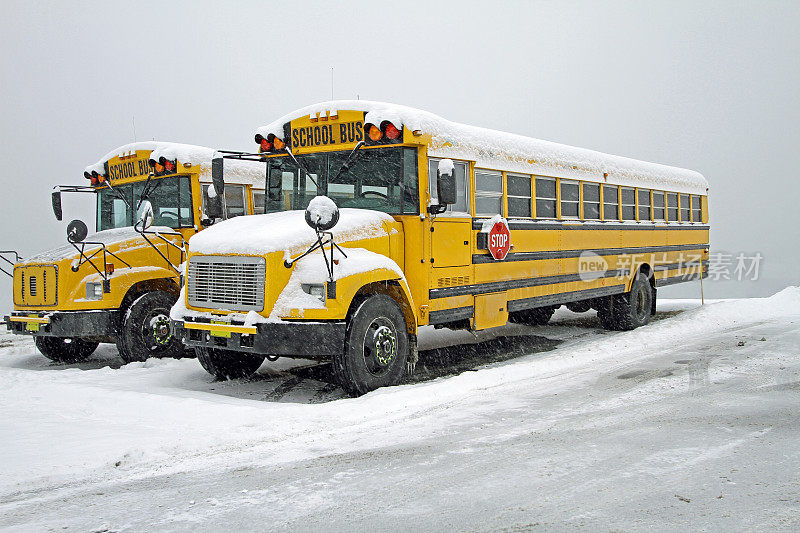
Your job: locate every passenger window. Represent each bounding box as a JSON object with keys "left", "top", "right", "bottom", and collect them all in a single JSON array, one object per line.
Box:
[
  {"left": 653, "top": 191, "right": 666, "bottom": 221},
  {"left": 692, "top": 195, "right": 701, "bottom": 223},
  {"left": 252, "top": 190, "right": 265, "bottom": 214},
  {"left": 507, "top": 174, "right": 532, "bottom": 218},
  {"left": 621, "top": 187, "right": 636, "bottom": 220},
  {"left": 603, "top": 185, "right": 619, "bottom": 221},
  {"left": 535, "top": 177, "right": 557, "bottom": 218},
  {"left": 428, "top": 158, "right": 469, "bottom": 214},
  {"left": 638, "top": 189, "right": 651, "bottom": 221},
  {"left": 560, "top": 179, "right": 579, "bottom": 218},
  {"left": 582, "top": 182, "right": 600, "bottom": 220},
  {"left": 474, "top": 169, "right": 503, "bottom": 216},
  {"left": 680, "top": 194, "right": 690, "bottom": 222},
  {"left": 667, "top": 192, "right": 678, "bottom": 221}
]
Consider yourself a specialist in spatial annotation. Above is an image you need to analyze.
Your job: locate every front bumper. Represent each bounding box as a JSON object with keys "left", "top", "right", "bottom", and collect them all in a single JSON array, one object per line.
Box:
[
  {"left": 4, "top": 309, "right": 120, "bottom": 338},
  {"left": 172, "top": 317, "right": 346, "bottom": 358}
]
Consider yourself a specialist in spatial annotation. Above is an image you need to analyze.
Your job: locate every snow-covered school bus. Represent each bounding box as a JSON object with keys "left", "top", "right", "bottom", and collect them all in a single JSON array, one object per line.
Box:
[
  {"left": 170, "top": 101, "right": 709, "bottom": 395},
  {"left": 3, "top": 142, "right": 264, "bottom": 363}
]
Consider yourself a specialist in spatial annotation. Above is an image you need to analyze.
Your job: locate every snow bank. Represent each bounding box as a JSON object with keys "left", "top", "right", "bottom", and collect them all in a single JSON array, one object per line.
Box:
[
  {"left": 256, "top": 100, "right": 708, "bottom": 194},
  {"left": 188, "top": 209, "right": 395, "bottom": 257},
  {"left": 84, "top": 141, "right": 264, "bottom": 186}
]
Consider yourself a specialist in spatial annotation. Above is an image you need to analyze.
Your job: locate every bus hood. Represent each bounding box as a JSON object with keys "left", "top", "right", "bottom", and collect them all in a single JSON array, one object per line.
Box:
[
  {"left": 188, "top": 209, "right": 396, "bottom": 259},
  {"left": 21, "top": 226, "right": 175, "bottom": 264}
]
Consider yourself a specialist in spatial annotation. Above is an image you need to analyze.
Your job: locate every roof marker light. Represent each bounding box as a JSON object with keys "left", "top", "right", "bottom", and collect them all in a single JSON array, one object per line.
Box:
[
  {"left": 368, "top": 124, "right": 383, "bottom": 142},
  {"left": 273, "top": 137, "right": 285, "bottom": 150},
  {"left": 385, "top": 122, "right": 400, "bottom": 140}
]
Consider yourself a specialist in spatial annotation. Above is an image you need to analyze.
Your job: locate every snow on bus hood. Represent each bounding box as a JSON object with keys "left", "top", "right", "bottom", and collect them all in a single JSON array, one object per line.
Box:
[
  {"left": 22, "top": 226, "right": 174, "bottom": 264},
  {"left": 188, "top": 209, "right": 395, "bottom": 258}
]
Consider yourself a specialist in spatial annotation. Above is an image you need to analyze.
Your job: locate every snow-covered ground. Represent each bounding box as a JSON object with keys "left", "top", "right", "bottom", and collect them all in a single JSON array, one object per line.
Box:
[{"left": 1, "top": 290, "right": 799, "bottom": 531}]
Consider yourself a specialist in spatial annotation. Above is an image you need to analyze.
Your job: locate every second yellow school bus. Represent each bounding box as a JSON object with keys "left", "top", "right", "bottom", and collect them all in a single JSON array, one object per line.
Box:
[{"left": 170, "top": 101, "right": 709, "bottom": 395}]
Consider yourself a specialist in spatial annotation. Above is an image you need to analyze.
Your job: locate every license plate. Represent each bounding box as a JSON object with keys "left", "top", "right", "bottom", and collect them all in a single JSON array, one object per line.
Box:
[
  {"left": 210, "top": 321, "right": 230, "bottom": 338},
  {"left": 26, "top": 322, "right": 40, "bottom": 332}
]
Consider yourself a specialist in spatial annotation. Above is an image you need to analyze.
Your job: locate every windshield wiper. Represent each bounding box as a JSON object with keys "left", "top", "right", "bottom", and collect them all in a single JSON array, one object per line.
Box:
[
  {"left": 283, "top": 147, "right": 319, "bottom": 188},
  {"left": 329, "top": 141, "right": 365, "bottom": 183},
  {"left": 105, "top": 180, "right": 131, "bottom": 210}
]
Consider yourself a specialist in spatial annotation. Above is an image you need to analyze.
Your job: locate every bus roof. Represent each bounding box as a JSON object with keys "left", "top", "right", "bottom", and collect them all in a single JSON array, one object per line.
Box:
[
  {"left": 256, "top": 100, "right": 708, "bottom": 195},
  {"left": 84, "top": 141, "right": 265, "bottom": 186}
]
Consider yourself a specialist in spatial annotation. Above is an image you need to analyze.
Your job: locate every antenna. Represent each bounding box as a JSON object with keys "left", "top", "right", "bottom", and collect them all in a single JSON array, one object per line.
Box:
[
  {"left": 330, "top": 67, "right": 334, "bottom": 100},
  {"left": 132, "top": 117, "right": 137, "bottom": 143}
]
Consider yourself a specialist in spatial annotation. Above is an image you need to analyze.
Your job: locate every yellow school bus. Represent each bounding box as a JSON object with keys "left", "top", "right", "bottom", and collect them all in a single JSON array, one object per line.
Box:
[
  {"left": 170, "top": 101, "right": 709, "bottom": 395},
  {"left": 3, "top": 141, "right": 264, "bottom": 363}
]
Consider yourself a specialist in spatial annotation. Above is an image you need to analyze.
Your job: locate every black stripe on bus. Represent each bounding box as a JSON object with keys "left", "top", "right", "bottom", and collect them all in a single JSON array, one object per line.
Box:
[
  {"left": 656, "top": 272, "right": 708, "bottom": 287},
  {"left": 472, "top": 244, "right": 708, "bottom": 264},
  {"left": 507, "top": 284, "right": 627, "bottom": 313},
  {"left": 652, "top": 260, "right": 708, "bottom": 272},
  {"left": 429, "top": 269, "right": 629, "bottom": 300},
  {"left": 428, "top": 306, "right": 474, "bottom": 325},
  {"left": 471, "top": 219, "right": 709, "bottom": 232}
]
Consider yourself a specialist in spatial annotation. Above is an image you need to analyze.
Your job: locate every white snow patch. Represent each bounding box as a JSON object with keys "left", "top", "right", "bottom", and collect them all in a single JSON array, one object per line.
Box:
[
  {"left": 438, "top": 158, "right": 455, "bottom": 176},
  {"left": 305, "top": 196, "right": 338, "bottom": 227},
  {"left": 479, "top": 214, "right": 509, "bottom": 233},
  {"left": 188, "top": 209, "right": 394, "bottom": 257},
  {"left": 256, "top": 100, "right": 708, "bottom": 194}
]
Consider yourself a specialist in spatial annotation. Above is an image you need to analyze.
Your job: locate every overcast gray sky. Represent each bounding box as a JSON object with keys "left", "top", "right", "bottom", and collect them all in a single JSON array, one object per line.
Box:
[{"left": 1, "top": 0, "right": 798, "bottom": 313}]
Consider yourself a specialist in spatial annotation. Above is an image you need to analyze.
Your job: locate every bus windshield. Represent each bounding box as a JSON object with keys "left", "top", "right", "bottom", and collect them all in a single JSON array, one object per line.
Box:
[
  {"left": 96, "top": 175, "right": 193, "bottom": 231},
  {"left": 264, "top": 147, "right": 419, "bottom": 215}
]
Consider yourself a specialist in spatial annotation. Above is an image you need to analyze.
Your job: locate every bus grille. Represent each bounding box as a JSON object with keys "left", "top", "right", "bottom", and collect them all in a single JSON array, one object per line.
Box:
[{"left": 187, "top": 256, "right": 266, "bottom": 312}]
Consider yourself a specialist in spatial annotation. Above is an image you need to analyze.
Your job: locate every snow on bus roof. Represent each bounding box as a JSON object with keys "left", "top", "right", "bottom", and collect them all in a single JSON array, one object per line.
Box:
[
  {"left": 84, "top": 141, "right": 265, "bottom": 186},
  {"left": 256, "top": 100, "right": 708, "bottom": 194}
]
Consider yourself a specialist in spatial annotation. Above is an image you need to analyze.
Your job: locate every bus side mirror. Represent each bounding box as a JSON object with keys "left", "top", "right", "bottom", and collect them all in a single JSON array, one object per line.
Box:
[
  {"left": 205, "top": 185, "right": 223, "bottom": 220},
  {"left": 211, "top": 157, "right": 225, "bottom": 196},
  {"left": 135, "top": 200, "right": 154, "bottom": 231},
  {"left": 67, "top": 219, "right": 88, "bottom": 243},
  {"left": 52, "top": 189, "right": 63, "bottom": 221}
]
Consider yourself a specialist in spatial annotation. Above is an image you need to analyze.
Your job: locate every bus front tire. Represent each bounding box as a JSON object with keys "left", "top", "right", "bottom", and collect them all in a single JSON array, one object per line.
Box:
[
  {"left": 196, "top": 346, "right": 264, "bottom": 380},
  {"left": 598, "top": 272, "right": 653, "bottom": 331},
  {"left": 334, "top": 295, "right": 409, "bottom": 397},
  {"left": 34, "top": 336, "right": 98, "bottom": 363},
  {"left": 121, "top": 291, "right": 184, "bottom": 363}
]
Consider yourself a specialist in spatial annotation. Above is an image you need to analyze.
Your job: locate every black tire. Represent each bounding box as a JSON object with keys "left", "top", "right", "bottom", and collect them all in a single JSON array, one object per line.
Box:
[
  {"left": 34, "top": 336, "right": 98, "bottom": 363},
  {"left": 334, "top": 295, "right": 409, "bottom": 396},
  {"left": 509, "top": 306, "right": 556, "bottom": 326},
  {"left": 121, "top": 291, "right": 184, "bottom": 363},
  {"left": 196, "top": 346, "right": 264, "bottom": 380},
  {"left": 598, "top": 272, "right": 653, "bottom": 331}
]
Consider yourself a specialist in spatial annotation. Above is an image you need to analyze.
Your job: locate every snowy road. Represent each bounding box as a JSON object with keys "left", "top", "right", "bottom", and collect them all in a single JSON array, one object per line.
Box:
[{"left": 1, "top": 290, "right": 799, "bottom": 531}]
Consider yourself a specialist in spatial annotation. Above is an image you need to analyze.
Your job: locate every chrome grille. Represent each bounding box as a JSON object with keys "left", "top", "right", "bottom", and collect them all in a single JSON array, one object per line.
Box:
[{"left": 187, "top": 256, "right": 266, "bottom": 312}]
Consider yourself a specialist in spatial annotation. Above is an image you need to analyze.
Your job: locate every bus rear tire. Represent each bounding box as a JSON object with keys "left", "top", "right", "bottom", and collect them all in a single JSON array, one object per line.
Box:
[
  {"left": 196, "top": 346, "right": 264, "bottom": 380},
  {"left": 121, "top": 291, "right": 184, "bottom": 363},
  {"left": 509, "top": 306, "right": 556, "bottom": 326},
  {"left": 335, "top": 295, "right": 409, "bottom": 397},
  {"left": 598, "top": 272, "right": 653, "bottom": 331},
  {"left": 34, "top": 336, "right": 98, "bottom": 363}
]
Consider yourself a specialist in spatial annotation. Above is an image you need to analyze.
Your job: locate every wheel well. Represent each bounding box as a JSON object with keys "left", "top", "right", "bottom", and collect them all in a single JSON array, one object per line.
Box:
[
  {"left": 346, "top": 281, "right": 417, "bottom": 334},
  {"left": 119, "top": 278, "right": 179, "bottom": 313}
]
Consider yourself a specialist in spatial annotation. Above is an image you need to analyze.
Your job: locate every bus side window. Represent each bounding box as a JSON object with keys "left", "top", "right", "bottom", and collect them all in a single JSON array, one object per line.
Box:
[
  {"left": 603, "top": 185, "right": 619, "bottom": 221},
  {"left": 474, "top": 169, "right": 503, "bottom": 216},
  {"left": 507, "top": 174, "right": 532, "bottom": 218},
  {"left": 535, "top": 176, "right": 557, "bottom": 219},
  {"left": 253, "top": 190, "right": 265, "bottom": 214},
  {"left": 667, "top": 192, "right": 678, "bottom": 221},
  {"left": 638, "top": 189, "right": 651, "bottom": 221},
  {"left": 621, "top": 187, "right": 636, "bottom": 220},
  {"left": 680, "top": 194, "right": 690, "bottom": 222},
  {"left": 560, "top": 179, "right": 579, "bottom": 219},
  {"left": 653, "top": 191, "right": 666, "bottom": 221},
  {"left": 428, "top": 158, "right": 468, "bottom": 214},
  {"left": 691, "top": 195, "right": 701, "bottom": 222},
  {"left": 582, "top": 182, "right": 600, "bottom": 220},
  {"left": 224, "top": 185, "right": 246, "bottom": 218}
]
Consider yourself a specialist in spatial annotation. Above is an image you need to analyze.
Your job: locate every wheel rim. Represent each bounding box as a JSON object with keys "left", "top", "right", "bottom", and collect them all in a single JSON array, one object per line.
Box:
[
  {"left": 142, "top": 308, "right": 173, "bottom": 351},
  {"left": 634, "top": 284, "right": 649, "bottom": 321},
  {"left": 362, "top": 316, "right": 397, "bottom": 377}
]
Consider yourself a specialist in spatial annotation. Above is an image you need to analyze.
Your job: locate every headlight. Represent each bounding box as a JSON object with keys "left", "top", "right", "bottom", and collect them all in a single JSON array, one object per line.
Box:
[
  {"left": 301, "top": 283, "right": 326, "bottom": 302},
  {"left": 85, "top": 282, "right": 103, "bottom": 300}
]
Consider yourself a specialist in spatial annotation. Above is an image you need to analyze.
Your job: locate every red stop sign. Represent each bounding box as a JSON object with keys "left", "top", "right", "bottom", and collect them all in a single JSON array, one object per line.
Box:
[{"left": 488, "top": 221, "right": 511, "bottom": 260}]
